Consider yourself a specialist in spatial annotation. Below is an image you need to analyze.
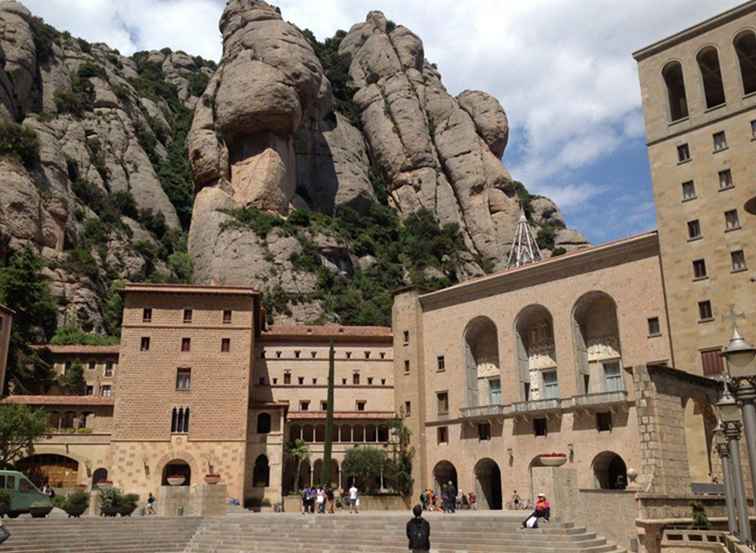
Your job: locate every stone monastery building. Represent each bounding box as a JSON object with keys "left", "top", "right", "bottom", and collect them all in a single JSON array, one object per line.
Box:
[{"left": 2, "top": 1, "right": 755, "bottom": 518}]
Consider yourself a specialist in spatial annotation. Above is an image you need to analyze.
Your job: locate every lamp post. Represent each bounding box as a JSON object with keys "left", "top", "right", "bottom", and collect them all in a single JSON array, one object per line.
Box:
[
  {"left": 718, "top": 384, "right": 752, "bottom": 543},
  {"left": 714, "top": 424, "right": 739, "bottom": 535}
]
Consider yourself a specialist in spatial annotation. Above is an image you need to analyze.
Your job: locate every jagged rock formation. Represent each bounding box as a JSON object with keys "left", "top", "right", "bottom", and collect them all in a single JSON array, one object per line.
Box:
[
  {"left": 0, "top": 0, "right": 587, "bottom": 329},
  {"left": 0, "top": 0, "right": 214, "bottom": 332}
]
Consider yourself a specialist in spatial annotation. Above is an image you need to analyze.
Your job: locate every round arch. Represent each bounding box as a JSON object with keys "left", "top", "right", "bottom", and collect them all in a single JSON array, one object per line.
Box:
[
  {"left": 572, "top": 291, "right": 622, "bottom": 395},
  {"left": 252, "top": 454, "right": 270, "bottom": 487},
  {"left": 257, "top": 412, "right": 272, "bottom": 434},
  {"left": 161, "top": 459, "right": 191, "bottom": 486},
  {"left": 463, "top": 316, "right": 501, "bottom": 407},
  {"left": 474, "top": 458, "right": 502, "bottom": 510},
  {"left": 432, "top": 460, "right": 458, "bottom": 493},
  {"left": 662, "top": 60, "right": 689, "bottom": 121},
  {"left": 92, "top": 468, "right": 109, "bottom": 487},
  {"left": 696, "top": 46, "right": 726, "bottom": 108},
  {"left": 514, "top": 304, "right": 556, "bottom": 401},
  {"left": 17, "top": 454, "right": 79, "bottom": 489},
  {"left": 734, "top": 29, "right": 756, "bottom": 95},
  {"left": 592, "top": 451, "right": 627, "bottom": 490}
]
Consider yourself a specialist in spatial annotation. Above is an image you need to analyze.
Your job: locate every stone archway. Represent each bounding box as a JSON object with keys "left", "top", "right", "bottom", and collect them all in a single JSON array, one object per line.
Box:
[
  {"left": 161, "top": 459, "right": 191, "bottom": 486},
  {"left": 474, "top": 458, "right": 502, "bottom": 510},
  {"left": 92, "top": 468, "right": 109, "bottom": 487},
  {"left": 17, "top": 454, "right": 79, "bottom": 489},
  {"left": 592, "top": 451, "right": 627, "bottom": 490},
  {"left": 432, "top": 460, "right": 458, "bottom": 493}
]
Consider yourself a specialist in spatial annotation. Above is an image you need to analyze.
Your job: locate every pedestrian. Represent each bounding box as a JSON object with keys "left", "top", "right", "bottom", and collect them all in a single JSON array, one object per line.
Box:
[
  {"left": 445, "top": 480, "right": 456, "bottom": 513},
  {"left": 522, "top": 493, "right": 551, "bottom": 528},
  {"left": 326, "top": 486, "right": 335, "bottom": 514},
  {"left": 406, "top": 504, "right": 431, "bottom": 553},
  {"left": 419, "top": 490, "right": 427, "bottom": 511},
  {"left": 146, "top": 492, "right": 156, "bottom": 515},
  {"left": 510, "top": 489, "right": 521, "bottom": 509},
  {"left": 349, "top": 483, "right": 359, "bottom": 514},
  {"left": 316, "top": 487, "right": 325, "bottom": 513},
  {"left": 301, "top": 487, "right": 308, "bottom": 514},
  {"left": 468, "top": 491, "right": 477, "bottom": 510}
]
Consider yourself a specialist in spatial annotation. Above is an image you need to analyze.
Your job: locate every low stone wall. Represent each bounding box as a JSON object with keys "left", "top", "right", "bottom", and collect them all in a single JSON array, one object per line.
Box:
[
  {"left": 282, "top": 494, "right": 407, "bottom": 512},
  {"left": 158, "top": 484, "right": 227, "bottom": 516},
  {"left": 575, "top": 489, "right": 639, "bottom": 551}
]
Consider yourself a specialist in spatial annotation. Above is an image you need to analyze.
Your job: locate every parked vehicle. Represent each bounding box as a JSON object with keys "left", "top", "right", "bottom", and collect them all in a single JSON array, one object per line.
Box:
[{"left": 0, "top": 470, "right": 53, "bottom": 518}]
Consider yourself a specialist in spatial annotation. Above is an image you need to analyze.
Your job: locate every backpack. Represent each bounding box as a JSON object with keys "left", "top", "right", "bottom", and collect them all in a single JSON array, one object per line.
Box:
[{"left": 408, "top": 519, "right": 430, "bottom": 550}]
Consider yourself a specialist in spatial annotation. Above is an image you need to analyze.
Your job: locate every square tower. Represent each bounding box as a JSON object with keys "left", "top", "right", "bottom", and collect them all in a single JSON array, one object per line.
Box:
[{"left": 633, "top": 1, "right": 756, "bottom": 375}]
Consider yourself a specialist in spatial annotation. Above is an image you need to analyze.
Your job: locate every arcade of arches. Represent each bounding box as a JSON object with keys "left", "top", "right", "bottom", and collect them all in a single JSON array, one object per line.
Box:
[{"left": 464, "top": 317, "right": 501, "bottom": 407}]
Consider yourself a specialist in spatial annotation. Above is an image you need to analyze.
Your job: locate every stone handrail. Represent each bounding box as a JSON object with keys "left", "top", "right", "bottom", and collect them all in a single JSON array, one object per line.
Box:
[
  {"left": 661, "top": 528, "right": 727, "bottom": 550},
  {"left": 459, "top": 391, "right": 630, "bottom": 420},
  {"left": 512, "top": 398, "right": 561, "bottom": 413},
  {"left": 459, "top": 404, "right": 511, "bottom": 418},
  {"left": 569, "top": 390, "right": 629, "bottom": 408}
]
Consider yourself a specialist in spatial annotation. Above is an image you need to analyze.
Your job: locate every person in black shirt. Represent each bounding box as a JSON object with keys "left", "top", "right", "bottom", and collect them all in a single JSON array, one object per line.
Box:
[{"left": 407, "top": 504, "right": 430, "bottom": 553}]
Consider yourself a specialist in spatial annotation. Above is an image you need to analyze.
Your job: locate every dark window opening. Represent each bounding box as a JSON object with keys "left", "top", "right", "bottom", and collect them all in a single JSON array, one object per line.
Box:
[
  {"left": 663, "top": 62, "right": 688, "bottom": 121},
  {"left": 597, "top": 412, "right": 613, "bottom": 432},
  {"left": 533, "top": 418, "right": 547, "bottom": 437},
  {"left": 697, "top": 47, "right": 726, "bottom": 108},
  {"left": 735, "top": 31, "right": 756, "bottom": 95}
]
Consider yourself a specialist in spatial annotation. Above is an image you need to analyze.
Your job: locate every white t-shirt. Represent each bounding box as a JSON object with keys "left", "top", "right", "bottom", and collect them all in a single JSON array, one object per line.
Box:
[{"left": 349, "top": 486, "right": 358, "bottom": 500}]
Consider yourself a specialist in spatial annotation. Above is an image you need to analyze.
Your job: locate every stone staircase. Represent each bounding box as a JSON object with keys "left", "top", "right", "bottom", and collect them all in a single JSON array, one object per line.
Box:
[
  {"left": 1, "top": 516, "right": 202, "bottom": 553},
  {"left": 184, "top": 512, "right": 628, "bottom": 553}
]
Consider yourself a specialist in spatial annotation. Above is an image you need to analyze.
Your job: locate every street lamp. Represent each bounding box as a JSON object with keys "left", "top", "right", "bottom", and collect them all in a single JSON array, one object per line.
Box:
[
  {"left": 714, "top": 423, "right": 739, "bottom": 535},
  {"left": 722, "top": 328, "right": 756, "bottom": 378},
  {"left": 717, "top": 383, "right": 752, "bottom": 543}
]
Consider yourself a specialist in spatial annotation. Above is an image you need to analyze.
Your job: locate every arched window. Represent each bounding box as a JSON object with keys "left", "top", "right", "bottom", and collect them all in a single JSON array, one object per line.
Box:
[
  {"left": 697, "top": 47, "right": 726, "bottom": 108},
  {"left": 734, "top": 31, "right": 756, "bottom": 95},
  {"left": 663, "top": 62, "right": 689, "bottom": 121},
  {"left": 253, "top": 455, "right": 270, "bottom": 487},
  {"left": 257, "top": 412, "right": 271, "bottom": 434},
  {"left": 171, "top": 407, "right": 190, "bottom": 433},
  {"left": 92, "top": 468, "right": 108, "bottom": 487}
]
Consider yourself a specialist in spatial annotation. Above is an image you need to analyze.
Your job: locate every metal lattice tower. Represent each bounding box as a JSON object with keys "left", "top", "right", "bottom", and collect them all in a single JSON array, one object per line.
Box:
[{"left": 505, "top": 211, "right": 543, "bottom": 269}]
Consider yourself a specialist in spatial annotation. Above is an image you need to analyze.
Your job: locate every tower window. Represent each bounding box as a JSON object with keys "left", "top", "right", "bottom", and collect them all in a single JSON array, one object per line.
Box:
[
  {"left": 143, "top": 308, "right": 152, "bottom": 323},
  {"left": 436, "top": 391, "right": 449, "bottom": 415},
  {"left": 223, "top": 310, "right": 232, "bottom": 324},
  {"left": 731, "top": 250, "right": 747, "bottom": 272},
  {"left": 140, "top": 337, "right": 150, "bottom": 352},
  {"left": 437, "top": 426, "right": 448, "bottom": 444},
  {"left": 718, "top": 170, "right": 733, "bottom": 190},
  {"left": 698, "top": 300, "right": 713, "bottom": 321},
  {"left": 725, "top": 210, "right": 741, "bottom": 230},
  {"left": 283, "top": 372, "right": 291, "bottom": 385},
  {"left": 734, "top": 31, "right": 756, "bottom": 95},
  {"left": 697, "top": 47, "right": 726, "bottom": 108},
  {"left": 663, "top": 62, "right": 688, "bottom": 121},
  {"left": 183, "top": 309, "right": 192, "bottom": 324},
  {"left": 533, "top": 418, "right": 547, "bottom": 437},
  {"left": 713, "top": 131, "right": 727, "bottom": 152},
  {"left": 437, "top": 355, "right": 445, "bottom": 371},
  {"left": 597, "top": 412, "right": 613, "bottom": 432},
  {"left": 677, "top": 143, "right": 690, "bottom": 162},
  {"left": 221, "top": 338, "right": 230, "bottom": 352},
  {"left": 687, "top": 220, "right": 702, "bottom": 240},
  {"left": 692, "top": 259, "right": 707, "bottom": 279},
  {"left": 681, "top": 181, "right": 696, "bottom": 201},
  {"left": 647, "top": 317, "right": 661, "bottom": 337},
  {"left": 181, "top": 338, "right": 191, "bottom": 352},
  {"left": 176, "top": 368, "right": 191, "bottom": 391}
]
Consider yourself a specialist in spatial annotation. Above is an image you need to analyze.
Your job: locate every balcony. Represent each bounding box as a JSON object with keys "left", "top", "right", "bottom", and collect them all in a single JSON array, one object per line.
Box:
[
  {"left": 459, "top": 404, "right": 510, "bottom": 419},
  {"left": 566, "top": 390, "right": 630, "bottom": 411},
  {"left": 512, "top": 398, "right": 561, "bottom": 416}
]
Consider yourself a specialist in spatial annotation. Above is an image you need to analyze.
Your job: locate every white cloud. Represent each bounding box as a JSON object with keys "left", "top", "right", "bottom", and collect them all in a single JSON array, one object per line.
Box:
[{"left": 23, "top": 0, "right": 741, "bottom": 238}]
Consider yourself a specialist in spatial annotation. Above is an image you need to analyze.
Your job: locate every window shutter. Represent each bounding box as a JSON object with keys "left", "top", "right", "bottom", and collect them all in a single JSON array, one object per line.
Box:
[{"left": 701, "top": 350, "right": 724, "bottom": 376}]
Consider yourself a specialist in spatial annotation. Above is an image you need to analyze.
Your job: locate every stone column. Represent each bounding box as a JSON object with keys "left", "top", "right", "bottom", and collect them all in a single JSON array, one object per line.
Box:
[
  {"left": 725, "top": 421, "right": 752, "bottom": 543},
  {"left": 716, "top": 441, "right": 739, "bottom": 535},
  {"left": 732, "top": 377, "right": 756, "bottom": 499}
]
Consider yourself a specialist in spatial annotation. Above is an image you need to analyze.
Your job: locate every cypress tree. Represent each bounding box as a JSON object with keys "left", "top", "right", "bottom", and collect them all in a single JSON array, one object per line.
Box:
[{"left": 321, "top": 340, "right": 335, "bottom": 486}]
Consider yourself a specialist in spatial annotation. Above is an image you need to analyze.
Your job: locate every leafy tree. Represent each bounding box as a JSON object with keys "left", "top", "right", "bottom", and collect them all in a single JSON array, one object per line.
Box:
[
  {"left": 0, "top": 404, "right": 47, "bottom": 468},
  {"left": 0, "top": 248, "right": 57, "bottom": 394},
  {"left": 102, "top": 280, "right": 125, "bottom": 337},
  {"left": 62, "top": 361, "right": 86, "bottom": 395},
  {"left": 342, "top": 446, "right": 387, "bottom": 492},
  {"left": 386, "top": 417, "right": 414, "bottom": 496},
  {"left": 167, "top": 251, "right": 193, "bottom": 283},
  {"left": 51, "top": 326, "right": 119, "bottom": 346},
  {"left": 286, "top": 439, "right": 310, "bottom": 492}
]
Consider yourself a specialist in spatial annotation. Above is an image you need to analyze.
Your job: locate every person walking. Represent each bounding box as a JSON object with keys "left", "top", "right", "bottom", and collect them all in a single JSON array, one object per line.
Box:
[
  {"left": 406, "top": 504, "right": 431, "bottom": 553},
  {"left": 326, "top": 486, "right": 335, "bottom": 514},
  {"left": 316, "top": 487, "right": 325, "bottom": 514},
  {"left": 348, "top": 483, "right": 359, "bottom": 514},
  {"left": 445, "top": 481, "right": 456, "bottom": 513},
  {"left": 146, "top": 492, "right": 156, "bottom": 515}
]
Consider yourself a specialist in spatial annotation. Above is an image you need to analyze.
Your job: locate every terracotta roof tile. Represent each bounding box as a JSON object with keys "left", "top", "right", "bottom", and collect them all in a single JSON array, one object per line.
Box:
[
  {"left": 1, "top": 395, "right": 115, "bottom": 406},
  {"left": 287, "top": 411, "right": 395, "bottom": 421},
  {"left": 32, "top": 344, "right": 120, "bottom": 355},
  {"left": 262, "top": 325, "right": 392, "bottom": 341}
]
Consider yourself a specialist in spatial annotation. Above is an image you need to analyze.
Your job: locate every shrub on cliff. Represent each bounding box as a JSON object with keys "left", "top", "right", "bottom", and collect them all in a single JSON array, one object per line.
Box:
[{"left": 0, "top": 122, "right": 39, "bottom": 169}]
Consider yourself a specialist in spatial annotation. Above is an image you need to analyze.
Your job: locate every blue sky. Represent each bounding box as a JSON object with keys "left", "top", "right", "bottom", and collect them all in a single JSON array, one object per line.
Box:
[{"left": 25, "top": 0, "right": 743, "bottom": 244}]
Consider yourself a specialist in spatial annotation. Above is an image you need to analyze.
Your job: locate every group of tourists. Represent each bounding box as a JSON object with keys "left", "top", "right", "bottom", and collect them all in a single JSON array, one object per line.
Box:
[
  {"left": 300, "top": 484, "right": 359, "bottom": 514},
  {"left": 419, "top": 482, "right": 477, "bottom": 512}
]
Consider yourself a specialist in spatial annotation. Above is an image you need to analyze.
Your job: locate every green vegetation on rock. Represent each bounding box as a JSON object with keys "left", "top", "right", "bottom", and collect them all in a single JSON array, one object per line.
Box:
[
  {"left": 0, "top": 122, "right": 39, "bottom": 169},
  {"left": 51, "top": 326, "right": 119, "bottom": 346}
]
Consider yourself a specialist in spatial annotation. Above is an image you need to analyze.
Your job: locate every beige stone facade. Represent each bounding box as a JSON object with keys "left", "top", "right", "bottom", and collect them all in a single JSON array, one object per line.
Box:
[{"left": 633, "top": 1, "right": 756, "bottom": 377}]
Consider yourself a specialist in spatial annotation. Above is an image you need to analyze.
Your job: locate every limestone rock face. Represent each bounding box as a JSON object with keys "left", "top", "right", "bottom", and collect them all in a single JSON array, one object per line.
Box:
[{"left": 0, "top": 1, "right": 36, "bottom": 118}]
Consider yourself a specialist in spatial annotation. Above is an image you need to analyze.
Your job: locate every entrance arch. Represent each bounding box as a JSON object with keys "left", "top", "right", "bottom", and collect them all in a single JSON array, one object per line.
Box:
[
  {"left": 474, "top": 458, "right": 502, "bottom": 509},
  {"left": 432, "top": 460, "right": 458, "bottom": 493},
  {"left": 17, "top": 454, "right": 79, "bottom": 489},
  {"left": 161, "top": 459, "right": 191, "bottom": 486},
  {"left": 253, "top": 455, "right": 270, "bottom": 487},
  {"left": 592, "top": 451, "right": 627, "bottom": 490}
]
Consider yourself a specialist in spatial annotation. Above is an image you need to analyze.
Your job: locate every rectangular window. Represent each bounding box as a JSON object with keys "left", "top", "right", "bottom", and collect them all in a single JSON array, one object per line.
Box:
[
  {"left": 437, "top": 426, "right": 448, "bottom": 444},
  {"left": 698, "top": 300, "right": 713, "bottom": 321},
  {"left": 140, "top": 337, "right": 150, "bottom": 352},
  {"left": 692, "top": 259, "right": 707, "bottom": 279},
  {"left": 181, "top": 338, "right": 191, "bottom": 352},
  {"left": 381, "top": 378, "right": 386, "bottom": 385},
  {"left": 478, "top": 422, "right": 491, "bottom": 441},
  {"left": 258, "top": 377, "right": 266, "bottom": 385},
  {"left": 403, "top": 330, "right": 409, "bottom": 345},
  {"left": 677, "top": 143, "right": 690, "bottom": 162},
  {"left": 352, "top": 373, "right": 360, "bottom": 385},
  {"left": 104, "top": 362, "right": 113, "bottom": 377},
  {"left": 312, "top": 378, "right": 317, "bottom": 385},
  {"left": 731, "top": 250, "right": 747, "bottom": 272},
  {"left": 437, "top": 355, "right": 445, "bottom": 371},
  {"left": 311, "top": 351, "right": 317, "bottom": 358},
  {"left": 86, "top": 385, "right": 94, "bottom": 396},
  {"left": 295, "top": 351, "right": 301, "bottom": 358},
  {"left": 221, "top": 338, "right": 230, "bottom": 352},
  {"left": 341, "top": 378, "right": 347, "bottom": 385},
  {"left": 404, "top": 401, "right": 411, "bottom": 417},
  {"left": 88, "top": 361, "right": 96, "bottom": 370},
  {"left": 647, "top": 317, "right": 661, "bottom": 336},
  {"left": 725, "top": 209, "right": 741, "bottom": 230},
  {"left": 143, "top": 308, "right": 152, "bottom": 323},
  {"left": 597, "top": 412, "right": 613, "bottom": 432},
  {"left": 64, "top": 361, "right": 71, "bottom": 373},
  {"left": 272, "top": 378, "right": 278, "bottom": 385},
  {"left": 283, "top": 372, "right": 291, "bottom": 385},
  {"left": 687, "top": 219, "right": 702, "bottom": 239},
  {"left": 542, "top": 370, "right": 559, "bottom": 399},
  {"left": 367, "top": 377, "right": 373, "bottom": 385},
  {"left": 603, "top": 362, "right": 624, "bottom": 392},
  {"left": 713, "top": 131, "right": 727, "bottom": 152},
  {"left": 436, "top": 391, "right": 449, "bottom": 415},
  {"left": 299, "top": 400, "right": 310, "bottom": 411},
  {"left": 681, "top": 180, "right": 696, "bottom": 201},
  {"left": 719, "top": 169, "right": 733, "bottom": 190},
  {"left": 533, "top": 418, "right": 547, "bottom": 437},
  {"left": 176, "top": 368, "right": 191, "bottom": 391},
  {"left": 751, "top": 119, "right": 756, "bottom": 139},
  {"left": 356, "top": 400, "right": 366, "bottom": 411},
  {"left": 101, "top": 385, "right": 112, "bottom": 398},
  {"left": 404, "top": 360, "right": 410, "bottom": 373},
  {"left": 364, "top": 351, "right": 370, "bottom": 359},
  {"left": 489, "top": 378, "right": 502, "bottom": 404},
  {"left": 223, "top": 310, "right": 232, "bottom": 324},
  {"left": 701, "top": 349, "right": 724, "bottom": 376},
  {"left": 298, "top": 377, "right": 304, "bottom": 385},
  {"left": 183, "top": 309, "right": 192, "bottom": 324},
  {"left": 171, "top": 407, "right": 190, "bottom": 433},
  {"left": 320, "top": 401, "right": 328, "bottom": 411}
]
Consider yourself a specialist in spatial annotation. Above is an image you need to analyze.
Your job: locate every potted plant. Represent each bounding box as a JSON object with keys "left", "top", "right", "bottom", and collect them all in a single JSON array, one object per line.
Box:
[
  {"left": 98, "top": 486, "right": 122, "bottom": 517},
  {"left": 63, "top": 490, "right": 89, "bottom": 518},
  {"left": 29, "top": 501, "right": 52, "bottom": 518},
  {"left": 118, "top": 494, "right": 139, "bottom": 517},
  {"left": 204, "top": 474, "right": 221, "bottom": 485},
  {"left": 538, "top": 452, "right": 567, "bottom": 467},
  {"left": 167, "top": 475, "right": 186, "bottom": 486},
  {"left": 0, "top": 490, "right": 10, "bottom": 517}
]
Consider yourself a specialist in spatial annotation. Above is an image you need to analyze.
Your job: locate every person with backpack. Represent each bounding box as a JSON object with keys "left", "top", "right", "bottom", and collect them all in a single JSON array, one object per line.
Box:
[{"left": 407, "top": 504, "right": 430, "bottom": 553}]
